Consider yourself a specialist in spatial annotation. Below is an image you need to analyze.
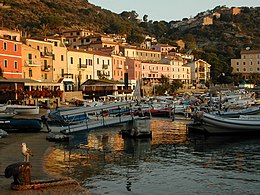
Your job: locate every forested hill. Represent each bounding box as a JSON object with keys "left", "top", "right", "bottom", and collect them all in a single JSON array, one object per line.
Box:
[{"left": 1, "top": 1, "right": 259, "bottom": 83}]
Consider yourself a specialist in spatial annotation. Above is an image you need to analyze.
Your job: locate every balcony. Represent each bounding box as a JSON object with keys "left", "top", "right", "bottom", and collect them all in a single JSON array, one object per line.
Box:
[
  {"left": 116, "top": 64, "right": 122, "bottom": 69},
  {"left": 24, "top": 60, "right": 41, "bottom": 67},
  {"left": 40, "top": 51, "right": 52, "bottom": 57},
  {"left": 78, "top": 64, "right": 88, "bottom": 69},
  {"left": 41, "top": 65, "right": 51, "bottom": 72},
  {"left": 102, "top": 64, "right": 109, "bottom": 69}
]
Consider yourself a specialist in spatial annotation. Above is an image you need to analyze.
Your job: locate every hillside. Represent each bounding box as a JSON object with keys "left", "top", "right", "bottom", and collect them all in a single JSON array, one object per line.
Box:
[
  {"left": 0, "top": 1, "right": 259, "bottom": 84},
  {"left": 0, "top": 0, "right": 144, "bottom": 36}
]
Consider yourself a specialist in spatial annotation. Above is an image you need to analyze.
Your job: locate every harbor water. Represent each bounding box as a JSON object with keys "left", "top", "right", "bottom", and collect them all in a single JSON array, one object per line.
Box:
[{"left": 44, "top": 118, "right": 260, "bottom": 195}]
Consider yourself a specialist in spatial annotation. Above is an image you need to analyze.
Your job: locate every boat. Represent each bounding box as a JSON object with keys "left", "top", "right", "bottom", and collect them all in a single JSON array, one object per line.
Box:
[
  {"left": 192, "top": 111, "right": 260, "bottom": 134},
  {"left": 0, "top": 129, "right": 8, "bottom": 138},
  {"left": 0, "top": 118, "right": 43, "bottom": 132},
  {"left": 48, "top": 107, "right": 89, "bottom": 124},
  {"left": 6, "top": 105, "right": 40, "bottom": 115},
  {"left": 212, "top": 105, "right": 260, "bottom": 118},
  {"left": 0, "top": 104, "right": 7, "bottom": 112},
  {"left": 0, "top": 111, "right": 16, "bottom": 118}
]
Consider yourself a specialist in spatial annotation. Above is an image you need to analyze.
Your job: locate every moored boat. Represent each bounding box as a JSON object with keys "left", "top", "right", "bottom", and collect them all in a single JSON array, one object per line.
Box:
[
  {"left": 192, "top": 111, "right": 260, "bottom": 134},
  {"left": 0, "top": 118, "right": 43, "bottom": 132},
  {"left": 6, "top": 105, "right": 40, "bottom": 115}
]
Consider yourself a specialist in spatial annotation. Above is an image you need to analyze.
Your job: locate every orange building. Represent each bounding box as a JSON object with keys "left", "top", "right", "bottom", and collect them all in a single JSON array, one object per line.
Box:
[{"left": 0, "top": 38, "right": 22, "bottom": 78}]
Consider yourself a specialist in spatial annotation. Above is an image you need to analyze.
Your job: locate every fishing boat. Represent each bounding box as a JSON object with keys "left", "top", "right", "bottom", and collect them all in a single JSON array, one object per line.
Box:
[
  {"left": 192, "top": 111, "right": 260, "bottom": 134},
  {"left": 212, "top": 105, "right": 260, "bottom": 118},
  {"left": 0, "top": 118, "right": 43, "bottom": 132},
  {"left": 6, "top": 105, "right": 40, "bottom": 115},
  {"left": 0, "top": 104, "right": 7, "bottom": 112}
]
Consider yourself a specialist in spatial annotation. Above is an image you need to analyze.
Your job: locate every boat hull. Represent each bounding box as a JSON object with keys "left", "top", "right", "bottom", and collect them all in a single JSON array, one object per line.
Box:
[
  {"left": 6, "top": 105, "right": 39, "bottom": 115},
  {"left": 0, "top": 118, "right": 43, "bottom": 132},
  {"left": 202, "top": 112, "right": 260, "bottom": 134}
]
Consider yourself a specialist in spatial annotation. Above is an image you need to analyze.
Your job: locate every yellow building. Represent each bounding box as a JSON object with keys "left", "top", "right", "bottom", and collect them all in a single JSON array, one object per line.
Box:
[
  {"left": 26, "top": 39, "right": 53, "bottom": 82},
  {"left": 21, "top": 44, "right": 42, "bottom": 81},
  {"left": 231, "top": 50, "right": 260, "bottom": 79},
  {"left": 67, "top": 49, "right": 94, "bottom": 89},
  {"left": 46, "top": 36, "right": 68, "bottom": 82},
  {"left": 123, "top": 46, "right": 162, "bottom": 61}
]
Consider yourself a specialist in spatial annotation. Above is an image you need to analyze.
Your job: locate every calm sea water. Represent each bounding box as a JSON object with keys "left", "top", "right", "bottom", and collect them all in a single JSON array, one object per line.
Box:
[{"left": 45, "top": 118, "right": 260, "bottom": 195}]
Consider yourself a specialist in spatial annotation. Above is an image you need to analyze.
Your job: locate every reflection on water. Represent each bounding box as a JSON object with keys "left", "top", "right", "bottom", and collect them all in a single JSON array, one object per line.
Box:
[{"left": 44, "top": 119, "right": 260, "bottom": 194}]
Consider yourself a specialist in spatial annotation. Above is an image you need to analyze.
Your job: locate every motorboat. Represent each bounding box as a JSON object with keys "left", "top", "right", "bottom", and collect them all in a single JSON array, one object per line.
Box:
[
  {"left": 6, "top": 105, "right": 40, "bottom": 115},
  {"left": 0, "top": 104, "right": 7, "bottom": 112},
  {"left": 212, "top": 105, "right": 260, "bottom": 118},
  {"left": 192, "top": 111, "right": 260, "bottom": 134}
]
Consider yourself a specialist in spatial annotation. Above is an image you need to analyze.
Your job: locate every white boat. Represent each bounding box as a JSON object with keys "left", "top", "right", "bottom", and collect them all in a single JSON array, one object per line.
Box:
[
  {"left": 0, "top": 104, "right": 7, "bottom": 112},
  {"left": 6, "top": 105, "right": 40, "bottom": 115},
  {"left": 212, "top": 105, "right": 260, "bottom": 118},
  {"left": 0, "top": 129, "right": 8, "bottom": 138},
  {"left": 194, "top": 112, "right": 260, "bottom": 134}
]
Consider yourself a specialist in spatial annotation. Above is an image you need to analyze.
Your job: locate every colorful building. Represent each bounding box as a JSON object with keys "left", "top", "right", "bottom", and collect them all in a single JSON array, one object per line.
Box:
[{"left": 0, "top": 38, "right": 22, "bottom": 78}]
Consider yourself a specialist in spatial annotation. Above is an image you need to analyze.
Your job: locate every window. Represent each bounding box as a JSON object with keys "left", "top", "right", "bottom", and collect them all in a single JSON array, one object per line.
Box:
[
  {"left": 3, "top": 42, "right": 7, "bottom": 50},
  {"left": 70, "top": 57, "right": 73, "bottom": 64},
  {"left": 243, "top": 62, "right": 246, "bottom": 65},
  {"left": 250, "top": 68, "right": 253, "bottom": 72},
  {"left": 29, "top": 69, "right": 32, "bottom": 77},
  {"left": 61, "top": 55, "right": 64, "bottom": 61},
  {"left": 97, "top": 58, "right": 99, "bottom": 64},
  {"left": 79, "top": 58, "right": 82, "bottom": 65},
  {"left": 44, "top": 73, "right": 47, "bottom": 80},
  {"left": 73, "top": 38, "right": 76, "bottom": 42},
  {"left": 14, "top": 61, "right": 18, "bottom": 69},
  {"left": 61, "top": 69, "right": 64, "bottom": 77},
  {"left": 54, "top": 42, "right": 58, "bottom": 46},
  {"left": 53, "top": 54, "right": 55, "bottom": 60},
  {"left": 4, "top": 59, "right": 8, "bottom": 68},
  {"left": 14, "top": 44, "right": 17, "bottom": 51},
  {"left": 243, "top": 68, "right": 246, "bottom": 71},
  {"left": 44, "top": 60, "right": 48, "bottom": 69},
  {"left": 236, "top": 62, "right": 239, "bottom": 65}
]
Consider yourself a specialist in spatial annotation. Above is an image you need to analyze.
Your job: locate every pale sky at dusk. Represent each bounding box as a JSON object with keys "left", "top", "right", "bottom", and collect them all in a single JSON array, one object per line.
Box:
[{"left": 89, "top": 0, "right": 259, "bottom": 21}]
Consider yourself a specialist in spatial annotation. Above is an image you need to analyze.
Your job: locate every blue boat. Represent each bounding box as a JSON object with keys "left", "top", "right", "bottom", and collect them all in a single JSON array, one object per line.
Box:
[{"left": 0, "top": 118, "right": 43, "bottom": 132}]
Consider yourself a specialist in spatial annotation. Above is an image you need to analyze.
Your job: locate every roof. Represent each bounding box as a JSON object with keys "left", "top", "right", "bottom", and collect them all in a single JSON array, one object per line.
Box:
[
  {"left": 81, "top": 79, "right": 123, "bottom": 86},
  {"left": 241, "top": 50, "right": 260, "bottom": 54}
]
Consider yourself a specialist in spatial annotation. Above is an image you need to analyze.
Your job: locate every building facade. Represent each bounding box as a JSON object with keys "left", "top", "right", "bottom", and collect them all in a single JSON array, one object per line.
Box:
[
  {"left": 0, "top": 38, "right": 22, "bottom": 78},
  {"left": 231, "top": 50, "right": 260, "bottom": 79}
]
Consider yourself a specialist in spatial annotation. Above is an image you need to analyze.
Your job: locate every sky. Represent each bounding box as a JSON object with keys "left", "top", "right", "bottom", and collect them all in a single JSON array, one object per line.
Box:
[{"left": 89, "top": 0, "right": 259, "bottom": 21}]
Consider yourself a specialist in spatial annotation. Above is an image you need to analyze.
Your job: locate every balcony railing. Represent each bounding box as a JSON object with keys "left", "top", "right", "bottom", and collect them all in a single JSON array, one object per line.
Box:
[
  {"left": 40, "top": 51, "right": 52, "bottom": 57},
  {"left": 78, "top": 64, "right": 88, "bottom": 69},
  {"left": 116, "top": 64, "right": 122, "bottom": 69},
  {"left": 41, "top": 66, "right": 51, "bottom": 72},
  {"left": 24, "top": 60, "right": 41, "bottom": 67},
  {"left": 102, "top": 64, "right": 108, "bottom": 69}
]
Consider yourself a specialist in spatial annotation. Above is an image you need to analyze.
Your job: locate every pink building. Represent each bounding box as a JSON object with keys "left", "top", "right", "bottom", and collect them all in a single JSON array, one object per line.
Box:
[
  {"left": 126, "top": 58, "right": 142, "bottom": 81},
  {"left": 112, "top": 55, "right": 126, "bottom": 81},
  {"left": 141, "top": 62, "right": 171, "bottom": 84},
  {"left": 0, "top": 38, "right": 22, "bottom": 78}
]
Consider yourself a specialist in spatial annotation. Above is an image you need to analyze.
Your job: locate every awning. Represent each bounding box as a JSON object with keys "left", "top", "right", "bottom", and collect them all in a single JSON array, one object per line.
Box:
[{"left": 63, "top": 81, "right": 74, "bottom": 85}]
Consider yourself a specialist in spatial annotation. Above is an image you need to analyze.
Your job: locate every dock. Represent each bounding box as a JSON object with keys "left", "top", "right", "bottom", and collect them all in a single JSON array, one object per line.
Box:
[{"left": 45, "top": 101, "right": 150, "bottom": 135}]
